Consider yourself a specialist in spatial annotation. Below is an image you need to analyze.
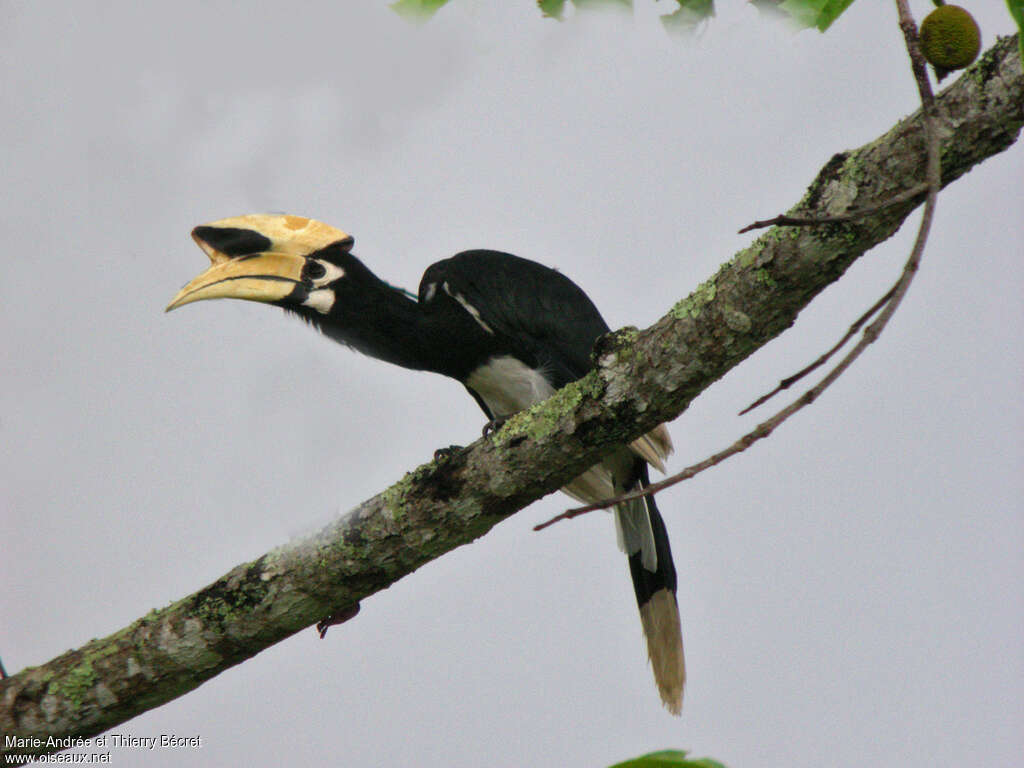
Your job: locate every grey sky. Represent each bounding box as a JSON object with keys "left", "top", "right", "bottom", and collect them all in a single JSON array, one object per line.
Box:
[{"left": 2, "top": 2, "right": 1021, "bottom": 766}]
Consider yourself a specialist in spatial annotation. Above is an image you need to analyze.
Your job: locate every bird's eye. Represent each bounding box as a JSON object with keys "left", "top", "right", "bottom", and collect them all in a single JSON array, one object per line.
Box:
[
  {"left": 303, "top": 261, "right": 327, "bottom": 281},
  {"left": 304, "top": 259, "right": 345, "bottom": 288}
]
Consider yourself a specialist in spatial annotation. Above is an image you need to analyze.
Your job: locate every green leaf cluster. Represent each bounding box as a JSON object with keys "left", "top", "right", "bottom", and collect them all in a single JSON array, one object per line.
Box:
[
  {"left": 661, "top": 1, "right": 715, "bottom": 36},
  {"left": 776, "top": 0, "right": 856, "bottom": 31},
  {"left": 1007, "top": 0, "right": 1024, "bottom": 62},
  {"left": 388, "top": 0, "right": 866, "bottom": 32},
  {"left": 538, "top": 0, "right": 567, "bottom": 19},
  {"left": 574, "top": 0, "right": 633, "bottom": 9},
  {"left": 608, "top": 749, "right": 728, "bottom": 768},
  {"left": 389, "top": 0, "right": 450, "bottom": 22}
]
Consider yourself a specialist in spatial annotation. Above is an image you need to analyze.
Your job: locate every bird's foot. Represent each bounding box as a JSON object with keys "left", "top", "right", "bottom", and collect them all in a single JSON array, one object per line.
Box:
[
  {"left": 433, "top": 445, "right": 464, "bottom": 462},
  {"left": 316, "top": 602, "right": 361, "bottom": 639},
  {"left": 482, "top": 417, "right": 507, "bottom": 438}
]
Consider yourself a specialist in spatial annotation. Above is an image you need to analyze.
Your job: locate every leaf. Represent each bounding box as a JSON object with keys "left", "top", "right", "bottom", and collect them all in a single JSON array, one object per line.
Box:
[
  {"left": 390, "top": 0, "right": 450, "bottom": 22},
  {"left": 660, "top": 0, "right": 715, "bottom": 36},
  {"left": 749, "top": 1, "right": 790, "bottom": 22},
  {"left": 1007, "top": 0, "right": 1024, "bottom": 64},
  {"left": 538, "top": 0, "right": 567, "bottom": 19},
  {"left": 777, "top": 0, "right": 856, "bottom": 31},
  {"left": 608, "top": 749, "right": 729, "bottom": 768},
  {"left": 573, "top": 0, "right": 633, "bottom": 10}
]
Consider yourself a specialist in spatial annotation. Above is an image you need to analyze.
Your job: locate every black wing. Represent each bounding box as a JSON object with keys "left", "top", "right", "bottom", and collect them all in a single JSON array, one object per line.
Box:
[{"left": 419, "top": 250, "right": 610, "bottom": 389}]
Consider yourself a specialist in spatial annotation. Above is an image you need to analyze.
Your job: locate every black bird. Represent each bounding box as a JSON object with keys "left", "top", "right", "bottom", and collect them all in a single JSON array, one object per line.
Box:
[{"left": 167, "top": 214, "right": 685, "bottom": 713}]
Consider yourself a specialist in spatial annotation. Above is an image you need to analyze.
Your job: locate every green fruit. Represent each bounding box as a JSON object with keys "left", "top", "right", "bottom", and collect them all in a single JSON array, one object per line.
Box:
[{"left": 920, "top": 5, "right": 982, "bottom": 72}]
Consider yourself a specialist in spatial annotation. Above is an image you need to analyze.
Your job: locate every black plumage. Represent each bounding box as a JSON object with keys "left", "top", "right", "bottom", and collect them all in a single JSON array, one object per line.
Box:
[
  {"left": 168, "top": 214, "right": 685, "bottom": 712},
  {"left": 419, "top": 250, "right": 611, "bottom": 394}
]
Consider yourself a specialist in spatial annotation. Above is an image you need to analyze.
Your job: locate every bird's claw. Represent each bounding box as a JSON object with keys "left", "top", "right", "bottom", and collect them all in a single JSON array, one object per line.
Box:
[
  {"left": 316, "top": 602, "right": 361, "bottom": 638},
  {"left": 482, "top": 417, "right": 507, "bottom": 438},
  {"left": 433, "top": 445, "right": 464, "bottom": 461}
]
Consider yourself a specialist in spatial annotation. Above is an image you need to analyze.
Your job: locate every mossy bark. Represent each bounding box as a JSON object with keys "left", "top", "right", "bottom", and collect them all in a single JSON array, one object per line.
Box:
[{"left": 2, "top": 34, "right": 1021, "bottom": 757}]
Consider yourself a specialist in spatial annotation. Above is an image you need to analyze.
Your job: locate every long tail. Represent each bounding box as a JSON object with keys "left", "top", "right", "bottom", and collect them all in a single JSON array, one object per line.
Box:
[{"left": 614, "top": 462, "right": 685, "bottom": 714}]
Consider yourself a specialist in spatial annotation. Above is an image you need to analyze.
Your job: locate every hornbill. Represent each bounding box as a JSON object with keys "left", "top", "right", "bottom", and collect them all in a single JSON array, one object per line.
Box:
[{"left": 167, "top": 214, "right": 685, "bottom": 713}]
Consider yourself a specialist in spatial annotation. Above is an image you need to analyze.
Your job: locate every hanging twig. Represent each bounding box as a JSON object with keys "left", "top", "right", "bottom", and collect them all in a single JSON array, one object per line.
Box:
[
  {"left": 738, "top": 284, "right": 897, "bottom": 415},
  {"left": 536, "top": 0, "right": 942, "bottom": 530}
]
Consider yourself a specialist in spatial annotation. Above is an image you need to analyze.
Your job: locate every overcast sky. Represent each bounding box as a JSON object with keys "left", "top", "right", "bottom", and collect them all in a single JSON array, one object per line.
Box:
[{"left": 2, "top": 2, "right": 1021, "bottom": 766}]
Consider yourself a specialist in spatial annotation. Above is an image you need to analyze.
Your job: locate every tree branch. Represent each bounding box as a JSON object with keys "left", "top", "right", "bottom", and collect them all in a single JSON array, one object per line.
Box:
[
  {"left": 2, "top": 34, "right": 1021, "bottom": 757},
  {"left": 538, "top": 0, "right": 948, "bottom": 526}
]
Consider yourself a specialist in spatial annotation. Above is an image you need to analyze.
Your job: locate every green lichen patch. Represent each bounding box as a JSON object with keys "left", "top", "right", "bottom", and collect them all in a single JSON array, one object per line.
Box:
[
  {"left": 381, "top": 472, "right": 416, "bottom": 516},
  {"left": 46, "top": 659, "right": 96, "bottom": 711},
  {"left": 754, "top": 268, "right": 777, "bottom": 288},
  {"left": 594, "top": 326, "right": 640, "bottom": 359},
  {"left": 722, "top": 305, "right": 752, "bottom": 333},
  {"left": 670, "top": 277, "right": 718, "bottom": 319},
  {"left": 184, "top": 560, "right": 272, "bottom": 630},
  {"left": 493, "top": 374, "right": 601, "bottom": 447}
]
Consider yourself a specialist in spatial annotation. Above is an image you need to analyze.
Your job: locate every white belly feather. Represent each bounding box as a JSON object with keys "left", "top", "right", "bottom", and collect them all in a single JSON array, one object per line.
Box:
[
  {"left": 466, "top": 354, "right": 670, "bottom": 572},
  {"left": 465, "top": 355, "right": 555, "bottom": 419}
]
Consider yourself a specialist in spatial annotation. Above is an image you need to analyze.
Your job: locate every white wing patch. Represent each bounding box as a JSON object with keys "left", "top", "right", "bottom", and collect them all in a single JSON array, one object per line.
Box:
[{"left": 443, "top": 281, "right": 494, "bottom": 335}]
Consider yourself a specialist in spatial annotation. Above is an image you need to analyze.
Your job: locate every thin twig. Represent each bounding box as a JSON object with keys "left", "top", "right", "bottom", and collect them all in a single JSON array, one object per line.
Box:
[
  {"left": 738, "top": 283, "right": 897, "bottom": 415},
  {"left": 534, "top": 418, "right": 779, "bottom": 529},
  {"left": 535, "top": 0, "right": 941, "bottom": 530},
  {"left": 738, "top": 183, "right": 928, "bottom": 233}
]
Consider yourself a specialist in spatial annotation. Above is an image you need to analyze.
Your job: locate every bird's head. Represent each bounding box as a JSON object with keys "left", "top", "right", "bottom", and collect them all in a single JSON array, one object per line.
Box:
[{"left": 166, "top": 214, "right": 355, "bottom": 316}]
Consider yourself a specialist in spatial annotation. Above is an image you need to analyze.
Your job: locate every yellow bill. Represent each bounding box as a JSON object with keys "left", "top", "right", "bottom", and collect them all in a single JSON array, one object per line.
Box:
[{"left": 166, "top": 214, "right": 352, "bottom": 312}]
